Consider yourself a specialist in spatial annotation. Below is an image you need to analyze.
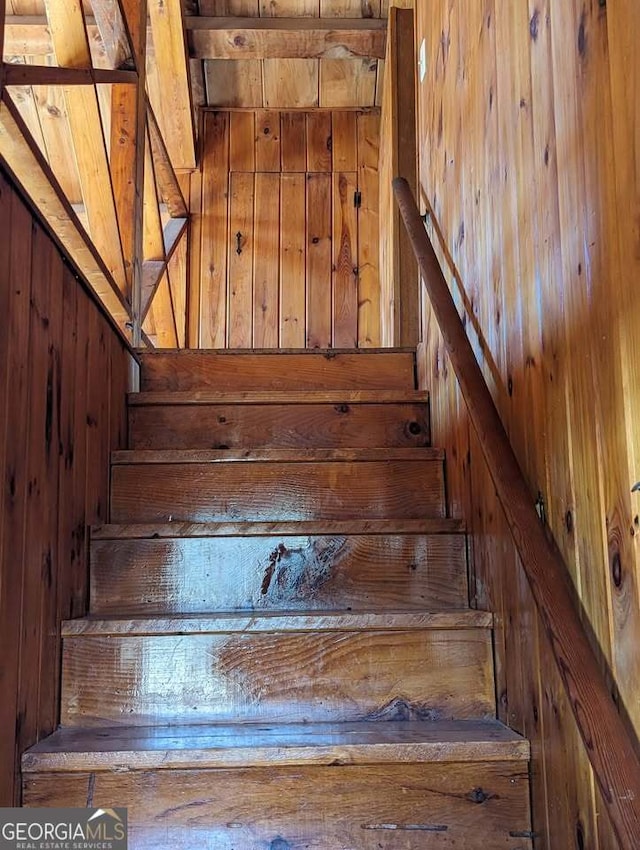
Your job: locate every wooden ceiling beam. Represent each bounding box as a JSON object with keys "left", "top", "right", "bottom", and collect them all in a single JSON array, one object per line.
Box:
[
  {"left": 43, "top": 0, "right": 128, "bottom": 296},
  {"left": 186, "top": 17, "right": 387, "bottom": 60},
  {"left": 147, "top": 0, "right": 196, "bottom": 171},
  {"left": 91, "top": 0, "right": 134, "bottom": 70},
  {"left": 2, "top": 63, "right": 137, "bottom": 86},
  {"left": 147, "top": 101, "right": 188, "bottom": 217},
  {"left": 0, "top": 91, "right": 130, "bottom": 327}
]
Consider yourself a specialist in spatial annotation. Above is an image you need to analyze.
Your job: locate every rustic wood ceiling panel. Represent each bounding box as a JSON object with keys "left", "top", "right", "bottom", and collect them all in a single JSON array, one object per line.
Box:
[{"left": 263, "top": 58, "right": 318, "bottom": 108}]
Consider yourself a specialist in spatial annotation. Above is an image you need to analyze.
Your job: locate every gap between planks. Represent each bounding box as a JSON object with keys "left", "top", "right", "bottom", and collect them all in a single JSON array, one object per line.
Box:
[{"left": 110, "top": 447, "right": 445, "bottom": 464}]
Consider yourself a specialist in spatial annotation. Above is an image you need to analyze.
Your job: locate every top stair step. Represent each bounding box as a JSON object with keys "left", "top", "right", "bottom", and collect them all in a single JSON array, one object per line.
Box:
[{"left": 138, "top": 350, "right": 417, "bottom": 392}]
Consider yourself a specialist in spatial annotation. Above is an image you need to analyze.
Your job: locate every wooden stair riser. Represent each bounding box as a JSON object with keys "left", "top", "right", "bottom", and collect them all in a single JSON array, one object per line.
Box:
[
  {"left": 23, "top": 763, "right": 533, "bottom": 849},
  {"left": 89, "top": 533, "right": 469, "bottom": 615},
  {"left": 128, "top": 401, "right": 430, "bottom": 450},
  {"left": 138, "top": 351, "right": 417, "bottom": 392},
  {"left": 60, "top": 628, "right": 495, "bottom": 726},
  {"left": 110, "top": 459, "right": 446, "bottom": 523}
]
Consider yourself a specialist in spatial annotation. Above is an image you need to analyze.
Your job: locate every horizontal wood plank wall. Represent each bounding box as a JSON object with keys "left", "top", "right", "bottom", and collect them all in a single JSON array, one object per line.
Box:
[
  {"left": 415, "top": 2, "right": 639, "bottom": 847},
  {"left": 0, "top": 168, "right": 132, "bottom": 806},
  {"left": 197, "top": 109, "right": 381, "bottom": 349}
]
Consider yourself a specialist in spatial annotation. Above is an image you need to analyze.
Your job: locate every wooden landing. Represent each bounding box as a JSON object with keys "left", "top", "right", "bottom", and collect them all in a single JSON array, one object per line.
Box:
[{"left": 23, "top": 719, "right": 529, "bottom": 772}]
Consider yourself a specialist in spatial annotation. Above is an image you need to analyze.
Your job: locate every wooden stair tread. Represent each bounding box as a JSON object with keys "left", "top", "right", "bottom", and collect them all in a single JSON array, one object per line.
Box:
[
  {"left": 62, "top": 610, "right": 493, "bottom": 637},
  {"left": 129, "top": 390, "right": 429, "bottom": 405},
  {"left": 91, "top": 518, "right": 466, "bottom": 539},
  {"left": 112, "top": 447, "right": 444, "bottom": 464},
  {"left": 23, "top": 720, "right": 529, "bottom": 772},
  {"left": 138, "top": 348, "right": 418, "bottom": 355}
]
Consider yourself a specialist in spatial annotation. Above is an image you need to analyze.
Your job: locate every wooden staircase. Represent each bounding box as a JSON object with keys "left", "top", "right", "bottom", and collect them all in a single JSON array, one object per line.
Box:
[{"left": 22, "top": 349, "right": 533, "bottom": 849}]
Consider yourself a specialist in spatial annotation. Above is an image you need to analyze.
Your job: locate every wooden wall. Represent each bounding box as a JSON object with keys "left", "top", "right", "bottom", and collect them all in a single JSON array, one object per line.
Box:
[
  {"left": 415, "top": 1, "right": 639, "bottom": 848},
  {"left": 0, "top": 166, "right": 133, "bottom": 805},
  {"left": 190, "top": 109, "right": 381, "bottom": 349}
]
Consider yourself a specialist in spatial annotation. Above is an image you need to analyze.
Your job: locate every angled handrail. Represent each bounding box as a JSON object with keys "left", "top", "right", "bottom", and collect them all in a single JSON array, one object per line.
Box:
[{"left": 393, "top": 176, "right": 640, "bottom": 849}]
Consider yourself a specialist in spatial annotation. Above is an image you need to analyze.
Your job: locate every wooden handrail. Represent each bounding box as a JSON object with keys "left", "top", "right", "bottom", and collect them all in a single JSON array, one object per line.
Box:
[{"left": 393, "top": 177, "right": 640, "bottom": 849}]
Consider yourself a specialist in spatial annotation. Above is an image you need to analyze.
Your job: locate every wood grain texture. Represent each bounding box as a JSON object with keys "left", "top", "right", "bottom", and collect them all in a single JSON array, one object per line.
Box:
[
  {"left": 23, "top": 762, "right": 532, "bottom": 848},
  {"left": 90, "top": 531, "right": 467, "bottom": 614},
  {"left": 305, "top": 172, "right": 332, "bottom": 348},
  {"left": 23, "top": 720, "right": 529, "bottom": 772},
  {"left": 414, "top": 0, "right": 640, "bottom": 844},
  {"left": 192, "top": 110, "right": 380, "bottom": 348},
  {"left": 279, "top": 172, "right": 306, "bottom": 345},
  {"left": 110, "top": 456, "right": 446, "bottom": 522},
  {"left": 60, "top": 626, "right": 494, "bottom": 726},
  {"left": 128, "top": 399, "right": 430, "bottom": 449},
  {"left": 138, "top": 351, "right": 417, "bottom": 392},
  {"left": 199, "top": 111, "right": 229, "bottom": 347},
  {"left": 0, "top": 170, "right": 130, "bottom": 806}
]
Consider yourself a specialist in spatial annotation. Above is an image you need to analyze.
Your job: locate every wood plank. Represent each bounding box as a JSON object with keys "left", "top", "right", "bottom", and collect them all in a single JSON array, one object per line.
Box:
[
  {"left": 17, "top": 222, "right": 57, "bottom": 791},
  {"left": 356, "top": 110, "right": 380, "bottom": 345},
  {"left": 279, "top": 172, "right": 306, "bottom": 346},
  {"left": 321, "top": 0, "right": 381, "bottom": 16},
  {"left": 144, "top": 272, "right": 178, "bottom": 348},
  {"left": 147, "top": 0, "right": 195, "bottom": 170},
  {"left": 305, "top": 172, "right": 332, "bottom": 348},
  {"left": 29, "top": 83, "right": 82, "bottom": 203},
  {"left": 0, "top": 180, "right": 31, "bottom": 806},
  {"left": 42, "top": 0, "right": 129, "bottom": 297},
  {"left": 259, "top": 0, "right": 318, "bottom": 15},
  {"left": 90, "top": 531, "right": 465, "bottom": 615},
  {"left": 320, "top": 57, "right": 378, "bottom": 107},
  {"left": 2, "top": 64, "right": 138, "bottom": 86},
  {"left": 199, "top": 111, "right": 229, "bottom": 347},
  {"left": 306, "top": 110, "right": 332, "bottom": 171},
  {"left": 187, "top": 169, "right": 203, "bottom": 346},
  {"left": 138, "top": 350, "right": 417, "bottom": 391},
  {"left": 83, "top": 0, "right": 133, "bottom": 70},
  {"left": 147, "top": 102, "right": 188, "bottom": 217},
  {"left": 23, "top": 763, "right": 533, "bottom": 850},
  {"left": 128, "top": 399, "right": 430, "bottom": 449},
  {"left": 167, "top": 227, "right": 188, "bottom": 348},
  {"left": 254, "top": 108, "right": 280, "bottom": 171},
  {"left": 187, "top": 17, "right": 387, "bottom": 60},
  {"left": 110, "top": 456, "right": 446, "bottom": 522},
  {"left": 112, "top": 447, "right": 443, "bottom": 462},
  {"left": 263, "top": 58, "right": 319, "bottom": 109},
  {"left": 332, "top": 109, "right": 357, "bottom": 171},
  {"left": 280, "top": 111, "right": 306, "bottom": 172},
  {"left": 204, "top": 58, "right": 263, "bottom": 107},
  {"left": 23, "top": 720, "right": 529, "bottom": 772},
  {"left": 60, "top": 627, "right": 493, "bottom": 726},
  {"left": 332, "top": 170, "right": 358, "bottom": 346},
  {"left": 227, "top": 170, "right": 254, "bottom": 347},
  {"left": 129, "top": 389, "right": 428, "bottom": 403},
  {"left": 252, "top": 171, "right": 280, "bottom": 347},
  {"left": 229, "top": 109, "right": 255, "bottom": 171}
]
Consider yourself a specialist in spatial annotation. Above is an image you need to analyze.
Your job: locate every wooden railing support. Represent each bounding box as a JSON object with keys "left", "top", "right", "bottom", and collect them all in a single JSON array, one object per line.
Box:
[{"left": 393, "top": 176, "right": 640, "bottom": 849}]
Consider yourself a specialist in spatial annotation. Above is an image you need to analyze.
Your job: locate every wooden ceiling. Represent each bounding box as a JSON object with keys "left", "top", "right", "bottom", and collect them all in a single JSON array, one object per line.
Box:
[{"left": 0, "top": 0, "right": 396, "bottom": 345}]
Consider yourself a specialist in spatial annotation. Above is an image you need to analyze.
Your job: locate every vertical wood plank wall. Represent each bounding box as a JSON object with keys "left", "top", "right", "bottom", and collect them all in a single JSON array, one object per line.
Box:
[
  {"left": 195, "top": 109, "right": 381, "bottom": 349},
  {"left": 414, "top": 2, "right": 639, "bottom": 847},
  {"left": 0, "top": 167, "right": 133, "bottom": 806}
]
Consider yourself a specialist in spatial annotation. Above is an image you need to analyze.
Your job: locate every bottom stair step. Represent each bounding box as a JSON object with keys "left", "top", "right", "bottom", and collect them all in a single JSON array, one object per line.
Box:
[
  {"left": 23, "top": 722, "right": 533, "bottom": 849},
  {"left": 22, "top": 719, "right": 530, "bottom": 772}
]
